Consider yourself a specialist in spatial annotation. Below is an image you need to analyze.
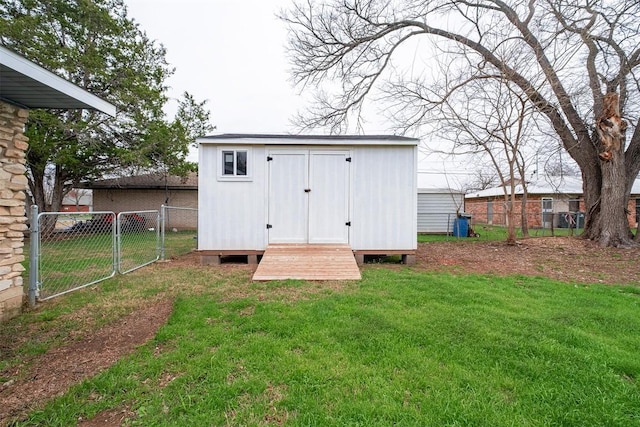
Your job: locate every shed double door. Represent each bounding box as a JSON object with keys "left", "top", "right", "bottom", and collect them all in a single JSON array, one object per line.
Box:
[{"left": 268, "top": 150, "right": 350, "bottom": 244}]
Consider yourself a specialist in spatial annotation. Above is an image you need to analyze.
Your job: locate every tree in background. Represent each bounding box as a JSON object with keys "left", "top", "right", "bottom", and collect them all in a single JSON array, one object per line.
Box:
[
  {"left": 428, "top": 77, "right": 540, "bottom": 243},
  {"left": 462, "top": 169, "right": 499, "bottom": 193},
  {"left": 543, "top": 152, "right": 581, "bottom": 178},
  {"left": 0, "top": 0, "right": 213, "bottom": 219},
  {"left": 282, "top": 0, "right": 640, "bottom": 246},
  {"left": 135, "top": 92, "right": 214, "bottom": 178}
]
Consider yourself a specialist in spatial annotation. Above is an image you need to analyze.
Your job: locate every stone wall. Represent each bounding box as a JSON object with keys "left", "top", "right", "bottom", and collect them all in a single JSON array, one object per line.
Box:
[{"left": 0, "top": 103, "right": 29, "bottom": 322}]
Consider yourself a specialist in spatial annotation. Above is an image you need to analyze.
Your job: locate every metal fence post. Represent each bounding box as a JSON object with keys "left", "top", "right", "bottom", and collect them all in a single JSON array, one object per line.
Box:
[
  {"left": 28, "top": 205, "right": 39, "bottom": 307},
  {"left": 112, "top": 212, "right": 118, "bottom": 275},
  {"left": 160, "top": 204, "right": 166, "bottom": 261}
]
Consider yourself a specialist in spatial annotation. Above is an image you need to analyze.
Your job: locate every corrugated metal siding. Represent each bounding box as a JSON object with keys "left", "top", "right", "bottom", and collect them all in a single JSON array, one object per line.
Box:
[
  {"left": 417, "top": 192, "right": 464, "bottom": 233},
  {"left": 198, "top": 145, "right": 268, "bottom": 250},
  {"left": 198, "top": 142, "right": 417, "bottom": 251},
  {"left": 351, "top": 145, "right": 417, "bottom": 250}
]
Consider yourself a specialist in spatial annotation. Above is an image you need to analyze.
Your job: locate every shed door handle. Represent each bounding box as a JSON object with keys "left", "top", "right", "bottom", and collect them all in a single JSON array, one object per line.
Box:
[{"left": 304, "top": 188, "right": 311, "bottom": 192}]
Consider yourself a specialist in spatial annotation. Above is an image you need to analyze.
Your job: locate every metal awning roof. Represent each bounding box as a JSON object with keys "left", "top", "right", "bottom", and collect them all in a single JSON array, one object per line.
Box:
[
  {"left": 0, "top": 45, "right": 116, "bottom": 116},
  {"left": 197, "top": 133, "right": 419, "bottom": 146}
]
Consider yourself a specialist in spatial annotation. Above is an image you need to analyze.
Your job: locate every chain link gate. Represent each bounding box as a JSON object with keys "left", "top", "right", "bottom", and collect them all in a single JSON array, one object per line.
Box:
[
  {"left": 30, "top": 208, "right": 117, "bottom": 302},
  {"left": 29, "top": 207, "right": 161, "bottom": 303},
  {"left": 117, "top": 210, "right": 160, "bottom": 274}
]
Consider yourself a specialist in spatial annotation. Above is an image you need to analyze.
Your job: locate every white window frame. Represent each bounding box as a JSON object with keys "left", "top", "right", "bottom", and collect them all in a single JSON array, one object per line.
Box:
[
  {"left": 542, "top": 197, "right": 553, "bottom": 228},
  {"left": 217, "top": 147, "right": 252, "bottom": 181}
]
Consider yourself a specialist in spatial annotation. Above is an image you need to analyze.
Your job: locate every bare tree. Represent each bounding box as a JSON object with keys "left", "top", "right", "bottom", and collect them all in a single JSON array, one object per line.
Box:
[
  {"left": 282, "top": 0, "right": 640, "bottom": 247},
  {"left": 430, "top": 77, "right": 537, "bottom": 243},
  {"left": 463, "top": 169, "right": 499, "bottom": 193},
  {"left": 543, "top": 153, "right": 581, "bottom": 178}
]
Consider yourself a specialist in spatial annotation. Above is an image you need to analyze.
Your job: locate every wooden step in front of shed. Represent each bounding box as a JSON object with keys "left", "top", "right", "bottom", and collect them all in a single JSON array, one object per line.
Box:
[{"left": 252, "top": 244, "right": 361, "bottom": 281}]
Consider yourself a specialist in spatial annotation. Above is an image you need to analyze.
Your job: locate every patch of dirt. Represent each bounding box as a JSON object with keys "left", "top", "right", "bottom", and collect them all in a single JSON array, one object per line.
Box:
[
  {"left": 76, "top": 407, "right": 137, "bottom": 427},
  {"left": 0, "top": 299, "right": 173, "bottom": 426},
  {"left": 1, "top": 237, "right": 638, "bottom": 426},
  {"left": 415, "top": 237, "right": 640, "bottom": 285}
]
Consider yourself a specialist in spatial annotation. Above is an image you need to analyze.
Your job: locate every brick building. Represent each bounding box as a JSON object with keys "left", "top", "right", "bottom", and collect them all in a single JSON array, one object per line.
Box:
[
  {"left": 79, "top": 172, "right": 198, "bottom": 229},
  {"left": 465, "top": 175, "right": 639, "bottom": 229}
]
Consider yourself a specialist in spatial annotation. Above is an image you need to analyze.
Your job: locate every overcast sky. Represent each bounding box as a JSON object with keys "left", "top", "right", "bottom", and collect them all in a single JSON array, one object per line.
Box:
[
  {"left": 123, "top": 0, "right": 474, "bottom": 188},
  {"left": 125, "top": 0, "right": 310, "bottom": 135}
]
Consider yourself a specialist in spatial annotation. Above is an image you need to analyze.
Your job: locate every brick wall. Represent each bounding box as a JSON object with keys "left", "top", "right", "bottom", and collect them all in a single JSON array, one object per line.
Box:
[
  {"left": 466, "top": 195, "right": 639, "bottom": 229},
  {"left": 627, "top": 198, "right": 638, "bottom": 228},
  {"left": 465, "top": 196, "right": 584, "bottom": 228},
  {"left": 0, "top": 103, "right": 29, "bottom": 322},
  {"left": 93, "top": 189, "right": 197, "bottom": 228}
]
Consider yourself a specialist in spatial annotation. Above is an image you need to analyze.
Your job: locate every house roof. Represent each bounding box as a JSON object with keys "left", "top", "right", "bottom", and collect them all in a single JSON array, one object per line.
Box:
[
  {"left": 466, "top": 175, "right": 640, "bottom": 198},
  {"left": 0, "top": 45, "right": 116, "bottom": 115},
  {"left": 197, "top": 133, "right": 419, "bottom": 146},
  {"left": 79, "top": 172, "right": 198, "bottom": 190},
  {"left": 466, "top": 175, "right": 583, "bottom": 199}
]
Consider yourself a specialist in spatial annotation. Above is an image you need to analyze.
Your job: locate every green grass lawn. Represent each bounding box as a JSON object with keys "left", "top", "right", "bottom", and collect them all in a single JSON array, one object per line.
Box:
[
  {"left": 419, "top": 224, "right": 585, "bottom": 242},
  {"left": 27, "top": 230, "right": 196, "bottom": 299},
  {"left": 13, "top": 267, "right": 640, "bottom": 426}
]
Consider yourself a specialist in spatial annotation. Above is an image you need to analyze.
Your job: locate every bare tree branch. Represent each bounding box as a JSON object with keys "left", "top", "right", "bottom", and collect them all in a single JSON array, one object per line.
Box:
[{"left": 282, "top": 0, "right": 640, "bottom": 246}]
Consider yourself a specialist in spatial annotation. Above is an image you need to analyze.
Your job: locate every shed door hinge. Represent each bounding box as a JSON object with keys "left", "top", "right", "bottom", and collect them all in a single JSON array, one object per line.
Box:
[
  {"left": 346, "top": 157, "right": 352, "bottom": 162},
  {"left": 266, "top": 224, "right": 272, "bottom": 229},
  {"left": 345, "top": 221, "right": 351, "bottom": 226},
  {"left": 267, "top": 156, "right": 273, "bottom": 161}
]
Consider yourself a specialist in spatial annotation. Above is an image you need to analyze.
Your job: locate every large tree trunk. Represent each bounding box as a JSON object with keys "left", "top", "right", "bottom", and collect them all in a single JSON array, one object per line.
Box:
[
  {"left": 580, "top": 93, "right": 635, "bottom": 247},
  {"left": 50, "top": 165, "right": 68, "bottom": 214},
  {"left": 582, "top": 151, "right": 634, "bottom": 246}
]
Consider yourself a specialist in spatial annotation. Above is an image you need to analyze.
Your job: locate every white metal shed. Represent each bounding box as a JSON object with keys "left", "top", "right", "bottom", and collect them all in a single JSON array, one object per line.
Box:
[
  {"left": 417, "top": 188, "right": 465, "bottom": 234},
  {"left": 196, "top": 134, "right": 418, "bottom": 263}
]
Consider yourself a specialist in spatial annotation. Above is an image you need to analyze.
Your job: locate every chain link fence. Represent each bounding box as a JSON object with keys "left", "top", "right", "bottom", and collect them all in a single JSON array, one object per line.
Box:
[
  {"left": 465, "top": 211, "right": 585, "bottom": 240},
  {"left": 160, "top": 205, "right": 197, "bottom": 260},
  {"left": 28, "top": 205, "right": 196, "bottom": 304},
  {"left": 117, "top": 210, "right": 160, "bottom": 274},
  {"left": 418, "top": 211, "right": 585, "bottom": 241},
  {"left": 32, "top": 210, "right": 117, "bottom": 301}
]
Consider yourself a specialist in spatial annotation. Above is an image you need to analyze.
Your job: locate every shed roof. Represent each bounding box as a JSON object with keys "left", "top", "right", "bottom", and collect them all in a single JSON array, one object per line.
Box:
[
  {"left": 0, "top": 45, "right": 116, "bottom": 115},
  {"left": 197, "top": 133, "right": 419, "bottom": 146},
  {"left": 79, "top": 172, "right": 198, "bottom": 190},
  {"left": 417, "top": 188, "right": 465, "bottom": 194}
]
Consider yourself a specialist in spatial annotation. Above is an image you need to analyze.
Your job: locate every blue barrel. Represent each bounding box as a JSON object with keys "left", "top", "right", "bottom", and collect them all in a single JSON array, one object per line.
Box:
[{"left": 453, "top": 217, "right": 469, "bottom": 237}]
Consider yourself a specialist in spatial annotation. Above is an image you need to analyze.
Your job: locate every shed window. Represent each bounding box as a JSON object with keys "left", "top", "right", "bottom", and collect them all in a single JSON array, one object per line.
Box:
[{"left": 222, "top": 150, "right": 248, "bottom": 176}]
